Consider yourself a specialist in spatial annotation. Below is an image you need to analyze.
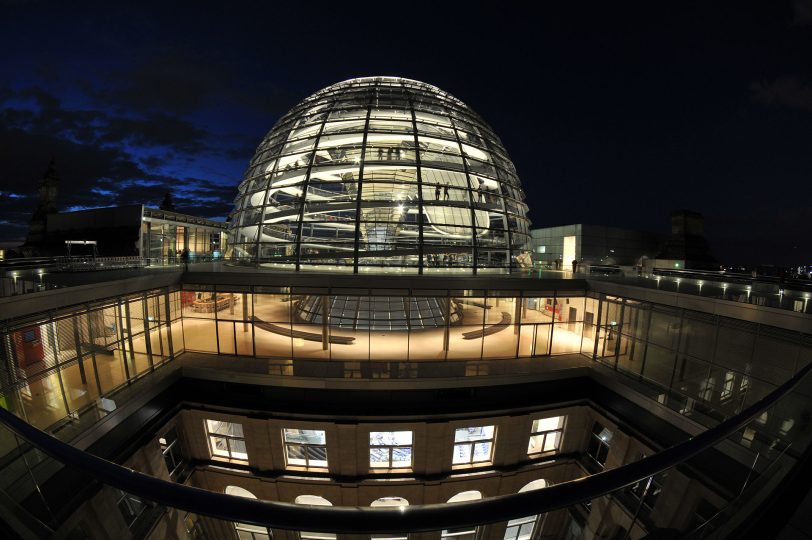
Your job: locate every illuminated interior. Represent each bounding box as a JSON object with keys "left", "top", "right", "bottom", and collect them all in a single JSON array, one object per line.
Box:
[{"left": 228, "top": 76, "right": 531, "bottom": 273}]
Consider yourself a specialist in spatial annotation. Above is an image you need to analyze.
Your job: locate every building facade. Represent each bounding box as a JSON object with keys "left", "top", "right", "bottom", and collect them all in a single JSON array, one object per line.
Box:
[
  {"left": 528, "top": 224, "right": 662, "bottom": 269},
  {"left": 0, "top": 77, "right": 810, "bottom": 540},
  {"left": 20, "top": 204, "right": 227, "bottom": 260}
]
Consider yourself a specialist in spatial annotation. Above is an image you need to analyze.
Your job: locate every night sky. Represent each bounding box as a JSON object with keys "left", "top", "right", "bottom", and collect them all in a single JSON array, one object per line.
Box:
[{"left": 1, "top": 1, "right": 810, "bottom": 265}]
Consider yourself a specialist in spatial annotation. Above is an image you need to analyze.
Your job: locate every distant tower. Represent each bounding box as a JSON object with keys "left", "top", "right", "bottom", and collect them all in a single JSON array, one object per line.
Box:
[
  {"left": 159, "top": 191, "right": 175, "bottom": 212},
  {"left": 32, "top": 158, "right": 59, "bottom": 220},
  {"left": 23, "top": 159, "right": 60, "bottom": 253},
  {"left": 656, "top": 210, "right": 717, "bottom": 270}
]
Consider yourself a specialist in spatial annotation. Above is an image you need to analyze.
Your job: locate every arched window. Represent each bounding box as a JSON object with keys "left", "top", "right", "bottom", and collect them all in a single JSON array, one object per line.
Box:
[
  {"left": 441, "top": 491, "right": 482, "bottom": 539},
  {"left": 294, "top": 495, "right": 336, "bottom": 540},
  {"left": 224, "top": 486, "right": 271, "bottom": 540},
  {"left": 447, "top": 491, "right": 483, "bottom": 503},
  {"left": 370, "top": 498, "right": 410, "bottom": 540},
  {"left": 503, "top": 480, "right": 549, "bottom": 540},
  {"left": 371, "top": 496, "right": 410, "bottom": 508}
]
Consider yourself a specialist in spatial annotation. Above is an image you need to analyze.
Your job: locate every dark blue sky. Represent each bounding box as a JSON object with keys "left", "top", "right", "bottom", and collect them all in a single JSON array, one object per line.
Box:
[{"left": 1, "top": 1, "right": 810, "bottom": 265}]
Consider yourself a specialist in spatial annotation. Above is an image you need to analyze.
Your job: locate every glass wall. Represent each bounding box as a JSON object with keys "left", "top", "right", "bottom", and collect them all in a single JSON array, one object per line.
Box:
[
  {"left": 144, "top": 222, "right": 226, "bottom": 263},
  {"left": 3, "top": 283, "right": 810, "bottom": 449},
  {"left": 228, "top": 76, "right": 531, "bottom": 273},
  {"left": 0, "top": 289, "right": 183, "bottom": 432},
  {"left": 584, "top": 292, "right": 812, "bottom": 452},
  {"left": 178, "top": 285, "right": 593, "bottom": 364}
]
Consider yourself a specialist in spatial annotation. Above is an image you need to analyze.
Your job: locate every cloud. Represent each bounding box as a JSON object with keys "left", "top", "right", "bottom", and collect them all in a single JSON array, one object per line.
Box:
[
  {"left": 1, "top": 87, "right": 213, "bottom": 153},
  {"left": 750, "top": 76, "right": 812, "bottom": 113},
  {"left": 0, "top": 124, "right": 232, "bottom": 245},
  {"left": 102, "top": 113, "right": 211, "bottom": 154},
  {"left": 0, "top": 73, "right": 262, "bottom": 245},
  {"left": 0, "top": 125, "right": 149, "bottom": 243}
]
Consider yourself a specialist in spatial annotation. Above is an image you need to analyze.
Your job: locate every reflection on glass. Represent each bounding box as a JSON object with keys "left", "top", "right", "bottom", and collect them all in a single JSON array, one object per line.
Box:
[
  {"left": 228, "top": 77, "right": 530, "bottom": 272},
  {"left": 453, "top": 426, "right": 495, "bottom": 464},
  {"left": 369, "top": 430, "right": 413, "bottom": 468}
]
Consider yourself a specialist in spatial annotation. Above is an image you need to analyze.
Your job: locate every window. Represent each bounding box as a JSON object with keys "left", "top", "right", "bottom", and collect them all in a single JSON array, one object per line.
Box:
[
  {"left": 115, "top": 489, "right": 148, "bottom": 529},
  {"left": 442, "top": 491, "right": 482, "bottom": 539},
  {"left": 740, "top": 374, "right": 750, "bottom": 393},
  {"left": 370, "top": 497, "right": 409, "bottom": 508},
  {"left": 503, "top": 480, "right": 548, "bottom": 540},
  {"left": 206, "top": 419, "right": 248, "bottom": 460},
  {"left": 159, "top": 428, "right": 186, "bottom": 481},
  {"left": 679, "top": 396, "right": 695, "bottom": 415},
  {"left": 183, "top": 512, "right": 206, "bottom": 539},
  {"left": 626, "top": 470, "right": 667, "bottom": 515},
  {"left": 370, "top": 431, "right": 413, "bottom": 469},
  {"left": 453, "top": 425, "right": 495, "bottom": 465},
  {"left": 504, "top": 515, "right": 538, "bottom": 540},
  {"left": 283, "top": 429, "right": 328, "bottom": 468},
  {"left": 226, "top": 486, "right": 271, "bottom": 540},
  {"left": 586, "top": 422, "right": 612, "bottom": 468},
  {"left": 294, "top": 495, "right": 336, "bottom": 540},
  {"left": 527, "top": 416, "right": 565, "bottom": 456},
  {"left": 779, "top": 418, "right": 795, "bottom": 436},
  {"left": 700, "top": 377, "right": 715, "bottom": 401},
  {"left": 720, "top": 371, "right": 735, "bottom": 401}
]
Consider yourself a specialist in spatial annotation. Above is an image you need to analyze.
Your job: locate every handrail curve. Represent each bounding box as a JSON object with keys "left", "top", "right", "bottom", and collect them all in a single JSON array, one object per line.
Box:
[{"left": 1, "top": 360, "right": 810, "bottom": 534}]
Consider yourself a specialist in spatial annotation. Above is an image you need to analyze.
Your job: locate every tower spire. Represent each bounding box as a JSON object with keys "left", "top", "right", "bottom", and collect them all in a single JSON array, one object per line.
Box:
[{"left": 32, "top": 158, "right": 59, "bottom": 220}]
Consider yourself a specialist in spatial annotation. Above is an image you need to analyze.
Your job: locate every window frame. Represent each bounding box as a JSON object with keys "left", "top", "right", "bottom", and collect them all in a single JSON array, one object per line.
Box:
[
  {"left": 527, "top": 415, "right": 565, "bottom": 457},
  {"left": 586, "top": 421, "right": 613, "bottom": 469},
  {"left": 115, "top": 489, "right": 149, "bottom": 529},
  {"left": 369, "top": 431, "right": 414, "bottom": 470},
  {"left": 503, "top": 513, "right": 541, "bottom": 540},
  {"left": 720, "top": 371, "right": 735, "bottom": 401},
  {"left": 625, "top": 458, "right": 667, "bottom": 516},
  {"left": 182, "top": 512, "right": 206, "bottom": 539},
  {"left": 235, "top": 521, "right": 272, "bottom": 540},
  {"left": 159, "top": 428, "right": 186, "bottom": 481},
  {"left": 205, "top": 419, "right": 248, "bottom": 461},
  {"left": 282, "top": 428, "right": 328, "bottom": 469},
  {"left": 452, "top": 425, "right": 496, "bottom": 466}
]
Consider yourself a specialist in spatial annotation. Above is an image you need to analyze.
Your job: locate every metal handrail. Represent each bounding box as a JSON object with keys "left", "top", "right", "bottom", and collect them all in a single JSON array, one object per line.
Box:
[{"left": 0, "top": 362, "right": 810, "bottom": 533}]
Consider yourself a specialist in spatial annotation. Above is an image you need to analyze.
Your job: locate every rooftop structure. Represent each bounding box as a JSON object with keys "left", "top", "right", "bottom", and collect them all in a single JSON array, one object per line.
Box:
[
  {"left": 0, "top": 77, "right": 810, "bottom": 540},
  {"left": 228, "top": 77, "right": 531, "bottom": 273},
  {"left": 20, "top": 204, "right": 227, "bottom": 260}
]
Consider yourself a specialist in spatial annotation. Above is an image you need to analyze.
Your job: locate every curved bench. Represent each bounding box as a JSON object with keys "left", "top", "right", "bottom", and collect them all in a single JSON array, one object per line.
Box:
[
  {"left": 461, "top": 312, "right": 511, "bottom": 340},
  {"left": 455, "top": 299, "right": 492, "bottom": 309},
  {"left": 252, "top": 317, "right": 355, "bottom": 344},
  {"left": 81, "top": 342, "right": 114, "bottom": 356}
]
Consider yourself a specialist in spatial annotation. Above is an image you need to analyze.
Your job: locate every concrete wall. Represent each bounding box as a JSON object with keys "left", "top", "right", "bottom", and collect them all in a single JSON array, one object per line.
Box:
[{"left": 529, "top": 224, "right": 662, "bottom": 266}]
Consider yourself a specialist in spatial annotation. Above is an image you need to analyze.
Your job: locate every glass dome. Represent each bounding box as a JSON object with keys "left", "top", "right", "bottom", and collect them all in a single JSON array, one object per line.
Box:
[{"left": 228, "top": 76, "right": 531, "bottom": 273}]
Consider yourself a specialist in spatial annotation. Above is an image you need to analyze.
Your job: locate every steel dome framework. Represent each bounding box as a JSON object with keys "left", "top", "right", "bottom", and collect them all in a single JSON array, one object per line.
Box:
[{"left": 229, "top": 76, "right": 531, "bottom": 273}]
